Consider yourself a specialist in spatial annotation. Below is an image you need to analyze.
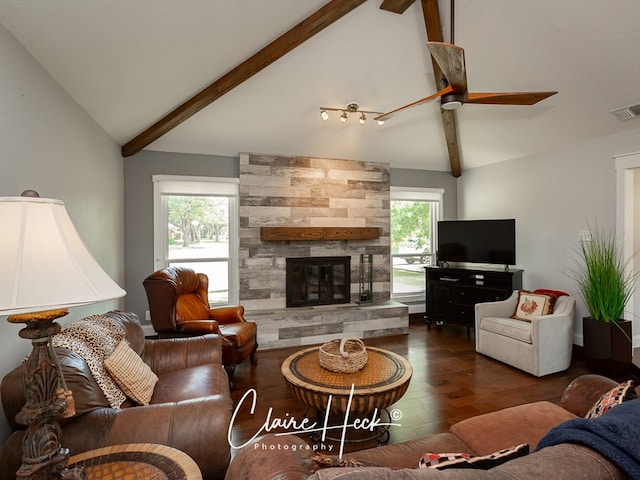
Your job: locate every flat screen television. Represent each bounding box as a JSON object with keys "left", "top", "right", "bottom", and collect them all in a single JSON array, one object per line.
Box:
[{"left": 437, "top": 219, "right": 516, "bottom": 266}]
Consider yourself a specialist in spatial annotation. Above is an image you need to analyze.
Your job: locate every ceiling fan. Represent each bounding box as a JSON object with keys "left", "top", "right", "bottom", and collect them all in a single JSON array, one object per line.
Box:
[
  {"left": 376, "top": 0, "right": 558, "bottom": 177},
  {"left": 375, "top": 41, "right": 557, "bottom": 119}
]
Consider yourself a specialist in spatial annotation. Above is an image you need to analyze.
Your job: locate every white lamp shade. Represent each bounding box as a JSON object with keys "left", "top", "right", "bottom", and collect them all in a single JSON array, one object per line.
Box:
[{"left": 0, "top": 196, "right": 126, "bottom": 315}]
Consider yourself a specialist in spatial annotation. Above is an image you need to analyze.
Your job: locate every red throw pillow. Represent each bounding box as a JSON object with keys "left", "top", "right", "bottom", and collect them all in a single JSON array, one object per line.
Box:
[{"left": 533, "top": 288, "right": 569, "bottom": 297}]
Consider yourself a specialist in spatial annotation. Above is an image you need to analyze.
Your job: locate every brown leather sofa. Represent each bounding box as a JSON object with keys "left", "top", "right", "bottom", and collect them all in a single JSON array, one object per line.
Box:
[
  {"left": 143, "top": 266, "right": 258, "bottom": 382},
  {"left": 0, "top": 311, "right": 233, "bottom": 480},
  {"left": 226, "top": 374, "right": 637, "bottom": 479}
]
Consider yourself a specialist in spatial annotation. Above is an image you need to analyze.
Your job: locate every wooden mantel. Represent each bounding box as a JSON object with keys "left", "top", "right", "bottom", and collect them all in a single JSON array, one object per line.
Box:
[{"left": 260, "top": 227, "right": 380, "bottom": 241}]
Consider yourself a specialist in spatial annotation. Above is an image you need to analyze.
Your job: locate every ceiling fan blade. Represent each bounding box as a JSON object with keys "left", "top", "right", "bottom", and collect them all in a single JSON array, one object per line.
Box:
[
  {"left": 375, "top": 85, "right": 453, "bottom": 121},
  {"left": 465, "top": 91, "right": 558, "bottom": 105},
  {"left": 426, "top": 41, "right": 467, "bottom": 93}
]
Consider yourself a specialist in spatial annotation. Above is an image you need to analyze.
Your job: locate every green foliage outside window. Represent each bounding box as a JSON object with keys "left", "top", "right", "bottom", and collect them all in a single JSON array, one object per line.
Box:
[
  {"left": 168, "top": 196, "right": 228, "bottom": 248},
  {"left": 391, "top": 201, "right": 433, "bottom": 254}
]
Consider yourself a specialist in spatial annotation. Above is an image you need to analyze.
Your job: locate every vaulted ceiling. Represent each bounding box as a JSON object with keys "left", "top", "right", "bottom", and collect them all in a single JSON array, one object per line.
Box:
[{"left": 1, "top": 0, "right": 640, "bottom": 175}]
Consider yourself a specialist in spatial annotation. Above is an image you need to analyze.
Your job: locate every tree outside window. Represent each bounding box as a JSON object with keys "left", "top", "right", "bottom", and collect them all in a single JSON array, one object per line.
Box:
[
  {"left": 390, "top": 195, "right": 440, "bottom": 298},
  {"left": 166, "top": 196, "right": 231, "bottom": 304}
]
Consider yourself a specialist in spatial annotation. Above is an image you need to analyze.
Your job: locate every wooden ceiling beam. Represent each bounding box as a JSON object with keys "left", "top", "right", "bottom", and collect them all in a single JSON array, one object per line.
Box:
[
  {"left": 421, "top": 0, "right": 462, "bottom": 177},
  {"left": 379, "top": 0, "right": 417, "bottom": 14},
  {"left": 121, "top": 0, "right": 367, "bottom": 157}
]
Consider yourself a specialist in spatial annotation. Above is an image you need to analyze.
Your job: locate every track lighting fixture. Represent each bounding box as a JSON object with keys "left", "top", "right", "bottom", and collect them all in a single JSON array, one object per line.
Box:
[{"left": 319, "top": 101, "right": 385, "bottom": 126}]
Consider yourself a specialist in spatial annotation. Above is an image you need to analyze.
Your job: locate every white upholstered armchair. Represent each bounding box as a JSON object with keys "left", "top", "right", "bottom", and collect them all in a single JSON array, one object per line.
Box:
[{"left": 475, "top": 290, "right": 576, "bottom": 377}]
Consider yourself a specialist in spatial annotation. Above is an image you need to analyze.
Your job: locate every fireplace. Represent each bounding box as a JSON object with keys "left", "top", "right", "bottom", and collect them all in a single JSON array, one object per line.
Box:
[{"left": 286, "top": 256, "right": 351, "bottom": 307}]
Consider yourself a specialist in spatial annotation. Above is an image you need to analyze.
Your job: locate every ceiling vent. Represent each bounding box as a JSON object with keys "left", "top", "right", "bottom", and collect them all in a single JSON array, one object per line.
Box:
[{"left": 610, "top": 101, "right": 640, "bottom": 121}]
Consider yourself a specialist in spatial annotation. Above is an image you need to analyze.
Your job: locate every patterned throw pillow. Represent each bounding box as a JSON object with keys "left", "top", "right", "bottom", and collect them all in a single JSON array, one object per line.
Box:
[
  {"left": 585, "top": 380, "right": 637, "bottom": 419},
  {"left": 419, "top": 444, "right": 529, "bottom": 470},
  {"left": 512, "top": 290, "right": 556, "bottom": 321},
  {"left": 105, "top": 340, "right": 158, "bottom": 405}
]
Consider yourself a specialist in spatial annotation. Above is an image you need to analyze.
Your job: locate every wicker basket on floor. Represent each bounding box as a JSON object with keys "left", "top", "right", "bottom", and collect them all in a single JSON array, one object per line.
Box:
[{"left": 319, "top": 338, "right": 368, "bottom": 373}]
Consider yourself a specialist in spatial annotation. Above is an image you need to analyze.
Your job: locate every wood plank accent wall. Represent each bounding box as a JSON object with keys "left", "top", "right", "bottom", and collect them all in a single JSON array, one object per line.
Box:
[{"left": 239, "top": 153, "right": 391, "bottom": 311}]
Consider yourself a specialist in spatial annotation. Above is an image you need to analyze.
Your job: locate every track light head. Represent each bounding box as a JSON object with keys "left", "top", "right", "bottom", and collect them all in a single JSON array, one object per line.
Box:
[{"left": 318, "top": 102, "right": 385, "bottom": 126}]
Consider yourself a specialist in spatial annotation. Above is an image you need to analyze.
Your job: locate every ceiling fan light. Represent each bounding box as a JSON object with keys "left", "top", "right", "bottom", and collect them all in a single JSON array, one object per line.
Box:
[
  {"left": 441, "top": 100, "right": 462, "bottom": 110},
  {"left": 340, "top": 112, "right": 348, "bottom": 123},
  {"left": 441, "top": 93, "right": 464, "bottom": 110},
  {"left": 377, "top": 119, "right": 385, "bottom": 126},
  {"left": 320, "top": 110, "right": 329, "bottom": 121},
  {"left": 359, "top": 113, "right": 366, "bottom": 124}
]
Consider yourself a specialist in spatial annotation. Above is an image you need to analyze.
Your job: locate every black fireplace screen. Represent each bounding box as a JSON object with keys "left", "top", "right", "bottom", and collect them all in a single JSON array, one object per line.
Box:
[{"left": 286, "top": 256, "right": 351, "bottom": 307}]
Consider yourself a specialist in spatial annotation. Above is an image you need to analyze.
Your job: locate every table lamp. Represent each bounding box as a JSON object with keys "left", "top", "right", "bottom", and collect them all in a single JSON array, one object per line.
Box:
[{"left": 0, "top": 191, "right": 126, "bottom": 480}]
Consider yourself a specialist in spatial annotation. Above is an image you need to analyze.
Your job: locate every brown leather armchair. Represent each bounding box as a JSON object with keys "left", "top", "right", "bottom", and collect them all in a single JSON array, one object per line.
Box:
[
  {"left": 0, "top": 311, "right": 233, "bottom": 480},
  {"left": 143, "top": 266, "right": 257, "bottom": 382}
]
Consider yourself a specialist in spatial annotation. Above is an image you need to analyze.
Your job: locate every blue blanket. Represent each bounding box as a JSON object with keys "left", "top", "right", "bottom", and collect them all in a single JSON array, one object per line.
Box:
[{"left": 536, "top": 398, "right": 640, "bottom": 478}]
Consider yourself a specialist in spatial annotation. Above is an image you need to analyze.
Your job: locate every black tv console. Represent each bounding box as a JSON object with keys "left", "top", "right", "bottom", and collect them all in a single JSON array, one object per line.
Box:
[{"left": 424, "top": 265, "right": 523, "bottom": 332}]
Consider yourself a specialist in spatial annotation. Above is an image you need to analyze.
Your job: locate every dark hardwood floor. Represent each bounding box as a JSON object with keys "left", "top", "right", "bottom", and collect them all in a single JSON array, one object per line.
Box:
[{"left": 228, "top": 315, "right": 597, "bottom": 456}]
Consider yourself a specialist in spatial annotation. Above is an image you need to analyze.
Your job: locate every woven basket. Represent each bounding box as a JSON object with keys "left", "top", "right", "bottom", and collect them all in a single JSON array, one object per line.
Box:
[{"left": 319, "top": 338, "right": 368, "bottom": 373}]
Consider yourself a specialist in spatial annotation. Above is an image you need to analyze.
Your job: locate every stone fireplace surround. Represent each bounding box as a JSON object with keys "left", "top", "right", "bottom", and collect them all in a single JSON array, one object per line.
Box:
[{"left": 239, "top": 153, "right": 409, "bottom": 349}]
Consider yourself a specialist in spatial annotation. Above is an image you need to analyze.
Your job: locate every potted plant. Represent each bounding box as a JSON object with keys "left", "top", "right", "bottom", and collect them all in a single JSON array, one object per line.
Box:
[{"left": 570, "top": 226, "right": 637, "bottom": 376}]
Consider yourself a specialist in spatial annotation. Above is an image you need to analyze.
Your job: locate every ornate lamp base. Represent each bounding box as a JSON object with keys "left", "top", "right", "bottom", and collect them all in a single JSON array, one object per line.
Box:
[{"left": 7, "top": 309, "right": 85, "bottom": 480}]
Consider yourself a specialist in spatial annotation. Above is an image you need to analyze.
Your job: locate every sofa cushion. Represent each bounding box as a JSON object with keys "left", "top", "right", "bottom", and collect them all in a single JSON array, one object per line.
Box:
[
  {"left": 450, "top": 401, "right": 577, "bottom": 455},
  {"left": 478, "top": 316, "right": 532, "bottom": 344},
  {"left": 585, "top": 380, "right": 637, "bottom": 419},
  {"left": 105, "top": 340, "right": 158, "bottom": 405},
  {"left": 512, "top": 290, "right": 556, "bottom": 321}
]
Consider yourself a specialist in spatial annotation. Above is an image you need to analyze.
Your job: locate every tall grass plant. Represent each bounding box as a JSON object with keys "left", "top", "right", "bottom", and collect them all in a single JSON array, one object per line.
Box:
[{"left": 570, "top": 227, "right": 638, "bottom": 323}]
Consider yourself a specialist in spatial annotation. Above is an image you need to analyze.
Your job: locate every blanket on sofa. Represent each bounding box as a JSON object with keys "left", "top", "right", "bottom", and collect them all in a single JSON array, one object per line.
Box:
[
  {"left": 52, "top": 315, "right": 127, "bottom": 408},
  {"left": 536, "top": 398, "right": 640, "bottom": 479}
]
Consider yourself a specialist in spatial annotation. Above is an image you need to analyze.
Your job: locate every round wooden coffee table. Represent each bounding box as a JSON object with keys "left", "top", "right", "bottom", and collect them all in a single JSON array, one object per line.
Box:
[
  {"left": 66, "top": 443, "right": 202, "bottom": 480},
  {"left": 281, "top": 345, "right": 412, "bottom": 419}
]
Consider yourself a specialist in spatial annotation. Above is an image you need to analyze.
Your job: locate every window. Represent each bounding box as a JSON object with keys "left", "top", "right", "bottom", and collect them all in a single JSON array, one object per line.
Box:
[
  {"left": 390, "top": 187, "right": 443, "bottom": 301},
  {"left": 153, "top": 175, "right": 239, "bottom": 305}
]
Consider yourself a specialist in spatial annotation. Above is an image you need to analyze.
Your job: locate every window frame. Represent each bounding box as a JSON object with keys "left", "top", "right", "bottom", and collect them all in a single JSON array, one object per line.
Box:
[
  {"left": 389, "top": 186, "right": 444, "bottom": 303},
  {"left": 152, "top": 175, "right": 240, "bottom": 305}
]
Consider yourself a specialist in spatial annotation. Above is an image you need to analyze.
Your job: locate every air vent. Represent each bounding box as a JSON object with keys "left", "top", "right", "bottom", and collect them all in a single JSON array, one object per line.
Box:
[{"left": 610, "top": 101, "right": 640, "bottom": 121}]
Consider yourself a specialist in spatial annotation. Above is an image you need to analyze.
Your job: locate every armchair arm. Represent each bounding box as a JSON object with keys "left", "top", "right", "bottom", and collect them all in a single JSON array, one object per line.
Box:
[
  {"left": 208, "top": 305, "right": 246, "bottom": 325},
  {"left": 106, "top": 397, "right": 233, "bottom": 480},
  {"left": 143, "top": 334, "right": 223, "bottom": 374},
  {"left": 61, "top": 396, "right": 231, "bottom": 480},
  {"left": 225, "top": 434, "right": 317, "bottom": 480},
  {"left": 530, "top": 299, "right": 575, "bottom": 376},
  {"left": 178, "top": 318, "right": 221, "bottom": 334},
  {"left": 560, "top": 374, "right": 621, "bottom": 417},
  {"left": 474, "top": 290, "right": 519, "bottom": 322},
  {"left": 0, "top": 395, "right": 233, "bottom": 480}
]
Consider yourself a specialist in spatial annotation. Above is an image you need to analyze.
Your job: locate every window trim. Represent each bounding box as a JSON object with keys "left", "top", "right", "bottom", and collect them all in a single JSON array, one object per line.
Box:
[{"left": 152, "top": 175, "right": 240, "bottom": 304}]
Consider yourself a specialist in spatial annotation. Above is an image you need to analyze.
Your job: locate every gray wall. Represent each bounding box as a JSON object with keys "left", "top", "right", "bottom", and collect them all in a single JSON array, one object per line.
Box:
[
  {"left": 459, "top": 127, "right": 640, "bottom": 345},
  {"left": 390, "top": 168, "right": 458, "bottom": 220},
  {"left": 0, "top": 24, "right": 124, "bottom": 443},
  {"left": 123, "top": 151, "right": 457, "bottom": 322},
  {"left": 123, "top": 151, "right": 239, "bottom": 320}
]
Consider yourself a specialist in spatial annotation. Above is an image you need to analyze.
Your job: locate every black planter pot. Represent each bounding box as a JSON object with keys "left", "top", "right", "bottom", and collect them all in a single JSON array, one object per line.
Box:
[{"left": 582, "top": 317, "right": 632, "bottom": 377}]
